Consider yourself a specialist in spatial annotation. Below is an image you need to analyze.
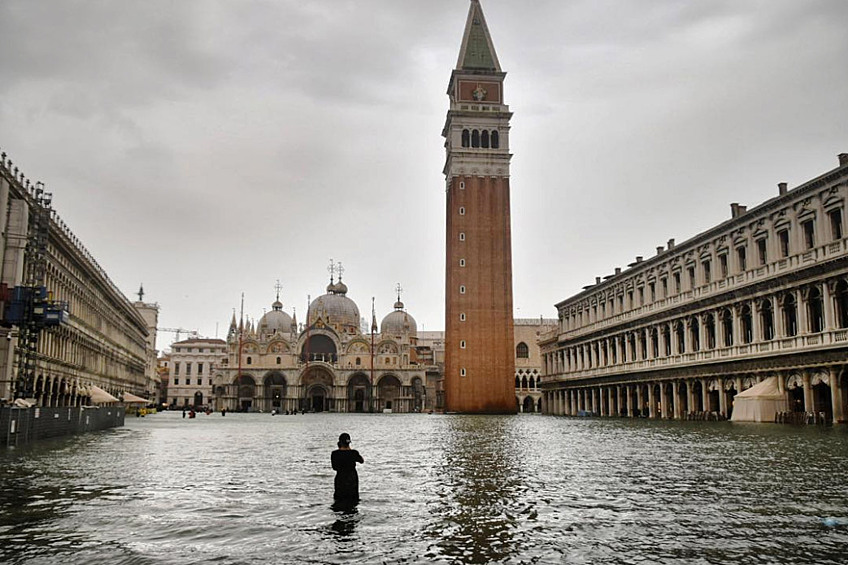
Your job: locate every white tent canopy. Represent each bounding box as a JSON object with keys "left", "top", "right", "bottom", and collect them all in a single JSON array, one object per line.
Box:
[
  {"left": 121, "top": 392, "right": 149, "bottom": 404},
  {"left": 730, "top": 376, "right": 789, "bottom": 423},
  {"left": 88, "top": 385, "right": 119, "bottom": 404}
]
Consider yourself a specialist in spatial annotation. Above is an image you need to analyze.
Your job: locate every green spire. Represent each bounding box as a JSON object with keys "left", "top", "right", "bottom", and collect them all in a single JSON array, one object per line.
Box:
[{"left": 458, "top": 1, "right": 501, "bottom": 72}]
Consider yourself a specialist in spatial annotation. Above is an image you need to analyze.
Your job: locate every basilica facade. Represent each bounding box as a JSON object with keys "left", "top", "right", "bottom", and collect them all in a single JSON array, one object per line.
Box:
[{"left": 211, "top": 275, "right": 436, "bottom": 413}]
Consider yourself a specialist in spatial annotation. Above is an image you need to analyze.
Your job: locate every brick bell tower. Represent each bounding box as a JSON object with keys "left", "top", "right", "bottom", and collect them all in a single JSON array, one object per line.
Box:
[{"left": 443, "top": 0, "right": 515, "bottom": 414}]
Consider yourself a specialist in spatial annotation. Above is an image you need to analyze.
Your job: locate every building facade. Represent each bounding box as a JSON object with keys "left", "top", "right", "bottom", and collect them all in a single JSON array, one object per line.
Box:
[
  {"left": 443, "top": 0, "right": 516, "bottom": 413},
  {"left": 515, "top": 318, "right": 557, "bottom": 413},
  {"left": 167, "top": 338, "right": 227, "bottom": 408},
  {"left": 540, "top": 154, "right": 848, "bottom": 424},
  {"left": 0, "top": 149, "right": 156, "bottom": 405},
  {"left": 211, "top": 275, "right": 438, "bottom": 413}
]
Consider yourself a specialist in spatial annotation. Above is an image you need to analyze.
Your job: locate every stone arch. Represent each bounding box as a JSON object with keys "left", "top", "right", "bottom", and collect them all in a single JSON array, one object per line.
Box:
[
  {"left": 235, "top": 374, "right": 256, "bottom": 411},
  {"left": 301, "top": 333, "right": 338, "bottom": 364},
  {"left": 347, "top": 373, "right": 372, "bottom": 413},
  {"left": 522, "top": 396, "right": 535, "bottom": 413},
  {"left": 263, "top": 371, "right": 287, "bottom": 408},
  {"left": 376, "top": 374, "right": 402, "bottom": 412},
  {"left": 301, "top": 366, "right": 335, "bottom": 412}
]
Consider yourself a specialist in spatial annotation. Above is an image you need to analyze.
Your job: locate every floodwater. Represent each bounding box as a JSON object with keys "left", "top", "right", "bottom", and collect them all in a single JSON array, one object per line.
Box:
[{"left": 1, "top": 413, "right": 847, "bottom": 565}]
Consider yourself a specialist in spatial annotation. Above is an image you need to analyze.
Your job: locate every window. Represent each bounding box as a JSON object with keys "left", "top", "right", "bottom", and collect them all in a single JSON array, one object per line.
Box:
[
  {"left": 808, "top": 286, "right": 824, "bottom": 333},
  {"left": 829, "top": 209, "right": 843, "bottom": 240},
  {"left": 460, "top": 340, "right": 466, "bottom": 349},
  {"left": 173, "top": 363, "right": 180, "bottom": 376},
  {"left": 741, "top": 305, "right": 753, "bottom": 344},
  {"left": 471, "top": 130, "right": 480, "bottom": 148},
  {"left": 783, "top": 293, "right": 798, "bottom": 337},
  {"left": 276, "top": 357, "right": 281, "bottom": 364},
  {"left": 757, "top": 239, "right": 767, "bottom": 266},
  {"left": 197, "top": 363, "right": 204, "bottom": 375},
  {"left": 649, "top": 282, "right": 656, "bottom": 302},
  {"left": 661, "top": 278, "right": 668, "bottom": 298},
  {"left": 491, "top": 130, "right": 500, "bottom": 149},
  {"left": 802, "top": 219, "right": 815, "bottom": 249},
  {"left": 688, "top": 267, "right": 696, "bottom": 288},
  {"left": 459, "top": 232, "right": 465, "bottom": 241},
  {"left": 459, "top": 181, "right": 465, "bottom": 190},
  {"left": 173, "top": 378, "right": 179, "bottom": 385},
  {"left": 460, "top": 313, "right": 466, "bottom": 321},
  {"left": 702, "top": 260, "right": 711, "bottom": 283},
  {"left": 186, "top": 363, "right": 192, "bottom": 375},
  {"left": 836, "top": 280, "right": 848, "bottom": 329},
  {"left": 459, "top": 258, "right": 466, "bottom": 267},
  {"left": 761, "top": 299, "right": 774, "bottom": 341},
  {"left": 516, "top": 342, "right": 529, "bottom": 358},
  {"left": 246, "top": 356, "right": 252, "bottom": 365},
  {"left": 674, "top": 272, "right": 681, "bottom": 293},
  {"left": 481, "top": 130, "right": 490, "bottom": 148},
  {"left": 459, "top": 285, "right": 466, "bottom": 294},
  {"left": 628, "top": 290, "right": 634, "bottom": 308},
  {"left": 460, "top": 368, "right": 467, "bottom": 377},
  {"left": 186, "top": 378, "right": 191, "bottom": 386},
  {"left": 638, "top": 288, "right": 644, "bottom": 305},
  {"left": 719, "top": 255, "right": 728, "bottom": 278},
  {"left": 778, "top": 230, "right": 790, "bottom": 258},
  {"left": 737, "top": 247, "right": 747, "bottom": 271},
  {"left": 721, "top": 309, "right": 734, "bottom": 346},
  {"left": 461, "top": 129, "right": 470, "bottom": 147},
  {"left": 459, "top": 207, "right": 465, "bottom": 216}
]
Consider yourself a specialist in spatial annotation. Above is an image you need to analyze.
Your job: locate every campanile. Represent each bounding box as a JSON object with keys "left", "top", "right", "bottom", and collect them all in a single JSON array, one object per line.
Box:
[{"left": 443, "top": 0, "right": 515, "bottom": 413}]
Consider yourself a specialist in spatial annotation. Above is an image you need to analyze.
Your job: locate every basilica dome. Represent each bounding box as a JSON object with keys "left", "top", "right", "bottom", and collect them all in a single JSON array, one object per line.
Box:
[
  {"left": 308, "top": 280, "right": 360, "bottom": 332},
  {"left": 381, "top": 300, "right": 417, "bottom": 337},
  {"left": 259, "top": 300, "right": 293, "bottom": 335}
]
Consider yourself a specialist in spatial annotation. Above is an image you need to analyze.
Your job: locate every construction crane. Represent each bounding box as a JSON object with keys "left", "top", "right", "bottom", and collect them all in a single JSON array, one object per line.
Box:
[{"left": 157, "top": 327, "right": 200, "bottom": 343}]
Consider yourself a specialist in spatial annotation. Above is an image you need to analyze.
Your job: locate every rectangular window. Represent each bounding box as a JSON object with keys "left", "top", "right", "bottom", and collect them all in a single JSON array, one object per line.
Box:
[
  {"left": 186, "top": 378, "right": 191, "bottom": 386},
  {"left": 702, "top": 260, "right": 711, "bottom": 283},
  {"left": 174, "top": 363, "right": 180, "bottom": 376},
  {"left": 688, "top": 267, "right": 696, "bottom": 288},
  {"left": 459, "top": 232, "right": 465, "bottom": 241},
  {"left": 779, "top": 230, "right": 790, "bottom": 258},
  {"left": 737, "top": 247, "right": 747, "bottom": 271},
  {"left": 757, "top": 239, "right": 767, "bottom": 265},
  {"left": 661, "top": 278, "right": 668, "bottom": 298},
  {"left": 173, "top": 378, "right": 179, "bottom": 385},
  {"left": 638, "top": 288, "right": 644, "bottom": 305},
  {"left": 649, "top": 282, "right": 656, "bottom": 302},
  {"left": 459, "top": 258, "right": 466, "bottom": 267},
  {"left": 802, "top": 219, "right": 815, "bottom": 249},
  {"left": 719, "top": 255, "right": 728, "bottom": 278},
  {"left": 674, "top": 272, "right": 681, "bottom": 293},
  {"left": 198, "top": 363, "right": 204, "bottom": 375},
  {"left": 628, "top": 291, "right": 634, "bottom": 308},
  {"left": 185, "top": 363, "right": 192, "bottom": 376},
  {"left": 460, "top": 340, "right": 466, "bottom": 349},
  {"left": 460, "top": 368, "right": 467, "bottom": 377},
  {"left": 829, "top": 209, "right": 843, "bottom": 240}
]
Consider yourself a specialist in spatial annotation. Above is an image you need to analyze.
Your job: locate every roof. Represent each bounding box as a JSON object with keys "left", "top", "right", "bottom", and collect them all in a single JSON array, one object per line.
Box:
[{"left": 456, "top": 0, "right": 501, "bottom": 72}]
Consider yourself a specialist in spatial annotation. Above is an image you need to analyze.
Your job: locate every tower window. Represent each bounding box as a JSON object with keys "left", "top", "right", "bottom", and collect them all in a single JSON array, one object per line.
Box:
[
  {"left": 471, "top": 130, "right": 480, "bottom": 148},
  {"left": 459, "top": 258, "right": 466, "bottom": 267},
  {"left": 461, "top": 129, "right": 470, "bottom": 148},
  {"left": 459, "top": 232, "right": 465, "bottom": 241},
  {"left": 516, "top": 342, "right": 529, "bottom": 358},
  {"left": 481, "top": 130, "right": 490, "bottom": 148},
  {"left": 460, "top": 340, "right": 466, "bottom": 349},
  {"left": 459, "top": 285, "right": 466, "bottom": 294},
  {"left": 460, "top": 313, "right": 466, "bottom": 321},
  {"left": 460, "top": 368, "right": 467, "bottom": 377},
  {"left": 491, "top": 130, "right": 499, "bottom": 149},
  {"left": 459, "top": 181, "right": 465, "bottom": 190},
  {"left": 459, "top": 207, "right": 465, "bottom": 216}
]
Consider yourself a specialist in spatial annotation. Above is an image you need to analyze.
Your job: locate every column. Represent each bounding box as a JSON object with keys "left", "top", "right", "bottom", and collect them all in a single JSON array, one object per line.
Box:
[
  {"left": 701, "top": 378, "right": 710, "bottom": 412},
  {"left": 626, "top": 386, "right": 633, "bottom": 417},
  {"left": 615, "top": 386, "right": 622, "bottom": 416},
  {"left": 648, "top": 383, "right": 657, "bottom": 418},
  {"left": 803, "top": 373, "right": 814, "bottom": 413},
  {"left": 571, "top": 389, "right": 577, "bottom": 415},
  {"left": 831, "top": 368, "right": 845, "bottom": 423},
  {"left": 672, "top": 381, "right": 682, "bottom": 419},
  {"left": 686, "top": 380, "right": 696, "bottom": 414},
  {"left": 797, "top": 289, "right": 809, "bottom": 334},
  {"left": 660, "top": 384, "right": 669, "bottom": 419},
  {"left": 823, "top": 281, "right": 836, "bottom": 331},
  {"left": 698, "top": 314, "right": 707, "bottom": 352},
  {"left": 637, "top": 385, "right": 645, "bottom": 417},
  {"left": 718, "top": 377, "right": 727, "bottom": 417},
  {"left": 592, "top": 388, "right": 598, "bottom": 414}
]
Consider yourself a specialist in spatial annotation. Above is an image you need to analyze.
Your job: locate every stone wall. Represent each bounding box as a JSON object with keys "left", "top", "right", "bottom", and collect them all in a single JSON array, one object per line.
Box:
[{"left": 0, "top": 406, "right": 125, "bottom": 447}]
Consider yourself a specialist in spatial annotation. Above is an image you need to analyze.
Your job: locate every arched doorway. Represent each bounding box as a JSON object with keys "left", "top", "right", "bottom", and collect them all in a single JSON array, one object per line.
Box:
[
  {"left": 377, "top": 375, "right": 401, "bottom": 412},
  {"left": 194, "top": 391, "right": 204, "bottom": 407},
  {"left": 302, "top": 367, "right": 334, "bottom": 412},
  {"left": 811, "top": 372, "right": 833, "bottom": 422},
  {"left": 786, "top": 374, "right": 804, "bottom": 413},
  {"left": 264, "top": 372, "right": 287, "bottom": 410},
  {"left": 522, "top": 396, "right": 535, "bottom": 413},
  {"left": 236, "top": 375, "right": 256, "bottom": 411},
  {"left": 347, "top": 373, "right": 372, "bottom": 413}
]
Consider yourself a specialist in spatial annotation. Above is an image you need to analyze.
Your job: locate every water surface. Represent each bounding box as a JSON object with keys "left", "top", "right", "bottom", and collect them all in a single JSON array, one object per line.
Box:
[{"left": 1, "top": 412, "right": 847, "bottom": 564}]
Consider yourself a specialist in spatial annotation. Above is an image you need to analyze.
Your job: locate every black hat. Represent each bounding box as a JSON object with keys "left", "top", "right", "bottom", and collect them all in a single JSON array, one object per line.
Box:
[{"left": 338, "top": 433, "right": 351, "bottom": 446}]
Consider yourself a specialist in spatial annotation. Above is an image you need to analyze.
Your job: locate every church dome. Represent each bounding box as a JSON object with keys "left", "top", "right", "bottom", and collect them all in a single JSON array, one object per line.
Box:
[
  {"left": 308, "top": 288, "right": 360, "bottom": 331},
  {"left": 259, "top": 300, "right": 293, "bottom": 335},
  {"left": 381, "top": 300, "right": 417, "bottom": 337}
]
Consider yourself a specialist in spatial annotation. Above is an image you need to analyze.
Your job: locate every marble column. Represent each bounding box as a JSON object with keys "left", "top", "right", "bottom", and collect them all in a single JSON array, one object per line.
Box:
[
  {"left": 803, "top": 373, "right": 814, "bottom": 413},
  {"left": 672, "top": 381, "right": 682, "bottom": 419},
  {"left": 832, "top": 368, "right": 845, "bottom": 423},
  {"left": 718, "top": 378, "right": 727, "bottom": 417},
  {"left": 660, "top": 384, "right": 669, "bottom": 419},
  {"left": 701, "top": 378, "right": 710, "bottom": 412}
]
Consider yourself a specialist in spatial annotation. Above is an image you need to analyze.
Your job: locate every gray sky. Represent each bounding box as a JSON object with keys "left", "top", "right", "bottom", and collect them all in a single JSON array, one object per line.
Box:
[{"left": 1, "top": 0, "right": 846, "bottom": 350}]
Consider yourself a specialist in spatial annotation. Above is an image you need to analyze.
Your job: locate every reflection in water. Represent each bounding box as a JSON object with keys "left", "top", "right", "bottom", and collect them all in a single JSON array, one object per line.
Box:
[
  {"left": 1, "top": 413, "right": 847, "bottom": 564},
  {"left": 426, "top": 417, "right": 527, "bottom": 563}
]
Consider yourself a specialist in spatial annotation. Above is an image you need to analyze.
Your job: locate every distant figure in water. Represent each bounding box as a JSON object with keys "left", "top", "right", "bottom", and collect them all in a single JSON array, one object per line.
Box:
[{"left": 331, "top": 433, "right": 364, "bottom": 502}]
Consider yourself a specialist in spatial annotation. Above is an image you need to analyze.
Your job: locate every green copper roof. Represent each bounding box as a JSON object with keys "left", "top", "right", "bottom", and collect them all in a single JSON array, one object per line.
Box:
[{"left": 461, "top": 10, "right": 497, "bottom": 70}]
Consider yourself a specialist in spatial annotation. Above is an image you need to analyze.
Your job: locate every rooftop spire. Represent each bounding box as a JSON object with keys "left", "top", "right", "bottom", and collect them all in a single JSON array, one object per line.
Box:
[{"left": 456, "top": 0, "right": 501, "bottom": 72}]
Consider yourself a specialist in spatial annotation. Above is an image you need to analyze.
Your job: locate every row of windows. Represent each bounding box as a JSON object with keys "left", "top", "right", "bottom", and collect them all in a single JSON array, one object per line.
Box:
[
  {"left": 460, "top": 129, "right": 500, "bottom": 149},
  {"left": 564, "top": 209, "right": 845, "bottom": 330},
  {"left": 516, "top": 375, "right": 538, "bottom": 389},
  {"left": 172, "top": 362, "right": 205, "bottom": 376},
  {"left": 172, "top": 378, "right": 213, "bottom": 386},
  {"left": 549, "top": 280, "right": 848, "bottom": 373}
]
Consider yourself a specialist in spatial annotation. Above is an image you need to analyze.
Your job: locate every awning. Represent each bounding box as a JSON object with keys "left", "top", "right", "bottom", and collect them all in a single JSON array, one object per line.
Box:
[
  {"left": 89, "top": 385, "right": 119, "bottom": 404},
  {"left": 122, "top": 392, "right": 149, "bottom": 404}
]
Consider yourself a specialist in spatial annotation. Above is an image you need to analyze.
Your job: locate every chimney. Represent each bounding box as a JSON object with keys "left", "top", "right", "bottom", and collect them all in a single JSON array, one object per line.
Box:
[
  {"left": 839, "top": 153, "right": 848, "bottom": 167},
  {"left": 595, "top": 277, "right": 601, "bottom": 285},
  {"left": 635, "top": 256, "right": 643, "bottom": 263},
  {"left": 615, "top": 267, "right": 622, "bottom": 275},
  {"left": 656, "top": 246, "right": 664, "bottom": 255},
  {"left": 778, "top": 182, "right": 788, "bottom": 196},
  {"left": 667, "top": 238, "right": 675, "bottom": 249},
  {"left": 731, "top": 203, "right": 739, "bottom": 218}
]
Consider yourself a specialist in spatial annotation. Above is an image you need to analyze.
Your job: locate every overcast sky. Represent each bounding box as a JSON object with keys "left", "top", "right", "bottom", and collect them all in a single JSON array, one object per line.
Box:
[{"left": 1, "top": 0, "right": 847, "bottom": 350}]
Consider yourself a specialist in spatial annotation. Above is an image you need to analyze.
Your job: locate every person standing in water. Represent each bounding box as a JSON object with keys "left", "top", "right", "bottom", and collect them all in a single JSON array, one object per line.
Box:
[{"left": 331, "top": 433, "right": 364, "bottom": 502}]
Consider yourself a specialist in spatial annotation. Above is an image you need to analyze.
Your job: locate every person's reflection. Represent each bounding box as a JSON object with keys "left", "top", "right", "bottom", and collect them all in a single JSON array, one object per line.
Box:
[{"left": 330, "top": 500, "right": 359, "bottom": 537}]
